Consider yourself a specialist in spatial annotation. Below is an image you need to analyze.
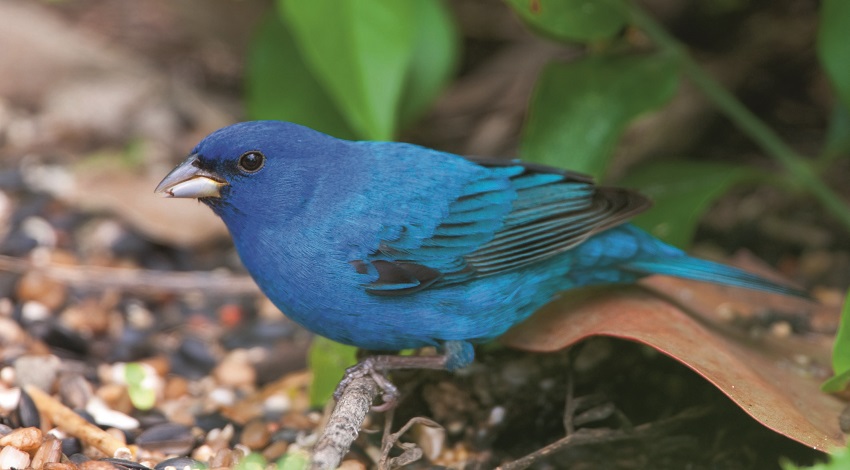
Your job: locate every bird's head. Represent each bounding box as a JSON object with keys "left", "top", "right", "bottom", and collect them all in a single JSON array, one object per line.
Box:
[{"left": 155, "top": 120, "right": 345, "bottom": 225}]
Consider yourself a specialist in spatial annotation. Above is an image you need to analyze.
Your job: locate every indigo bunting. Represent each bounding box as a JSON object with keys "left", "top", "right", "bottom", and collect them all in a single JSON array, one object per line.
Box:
[{"left": 156, "top": 121, "right": 803, "bottom": 397}]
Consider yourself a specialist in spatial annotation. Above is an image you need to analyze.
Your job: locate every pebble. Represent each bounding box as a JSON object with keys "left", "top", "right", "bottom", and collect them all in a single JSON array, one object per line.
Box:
[
  {"left": 14, "top": 353, "right": 61, "bottom": 390},
  {"left": 212, "top": 350, "right": 256, "bottom": 389},
  {"left": 413, "top": 421, "right": 446, "bottom": 461},
  {"left": 43, "top": 463, "right": 78, "bottom": 470},
  {"left": 337, "top": 460, "right": 367, "bottom": 470},
  {"left": 86, "top": 397, "right": 140, "bottom": 430},
  {"left": 0, "top": 317, "right": 26, "bottom": 347},
  {"left": 79, "top": 461, "right": 119, "bottom": 470},
  {"left": 30, "top": 438, "right": 60, "bottom": 468},
  {"left": 239, "top": 418, "right": 271, "bottom": 450},
  {"left": 0, "top": 387, "right": 21, "bottom": 411},
  {"left": 135, "top": 423, "right": 195, "bottom": 456},
  {"left": 0, "top": 426, "right": 42, "bottom": 451},
  {"left": 21, "top": 299, "right": 52, "bottom": 323},
  {"left": 32, "top": 436, "right": 63, "bottom": 468},
  {"left": 96, "top": 382, "right": 134, "bottom": 415},
  {"left": 58, "top": 373, "right": 95, "bottom": 410},
  {"left": 100, "top": 457, "right": 151, "bottom": 470},
  {"left": 204, "top": 424, "right": 234, "bottom": 450},
  {"left": 59, "top": 300, "right": 111, "bottom": 336},
  {"left": 207, "top": 387, "right": 236, "bottom": 407},
  {"left": 163, "top": 376, "right": 189, "bottom": 401},
  {"left": 16, "top": 388, "right": 40, "bottom": 428},
  {"left": 153, "top": 456, "right": 206, "bottom": 470},
  {"left": 208, "top": 448, "right": 235, "bottom": 468},
  {"left": 17, "top": 271, "right": 67, "bottom": 311},
  {"left": 20, "top": 217, "right": 58, "bottom": 247},
  {"left": 190, "top": 444, "right": 214, "bottom": 463},
  {"left": 0, "top": 445, "right": 31, "bottom": 469},
  {"left": 171, "top": 337, "right": 218, "bottom": 379},
  {"left": 261, "top": 440, "right": 288, "bottom": 461}
]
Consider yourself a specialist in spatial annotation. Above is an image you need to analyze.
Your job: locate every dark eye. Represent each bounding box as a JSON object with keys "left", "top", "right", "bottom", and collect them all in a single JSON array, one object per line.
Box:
[{"left": 238, "top": 151, "right": 265, "bottom": 173}]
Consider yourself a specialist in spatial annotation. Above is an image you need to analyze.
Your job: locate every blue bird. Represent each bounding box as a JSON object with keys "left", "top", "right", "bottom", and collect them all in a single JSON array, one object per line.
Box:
[{"left": 156, "top": 120, "right": 804, "bottom": 400}]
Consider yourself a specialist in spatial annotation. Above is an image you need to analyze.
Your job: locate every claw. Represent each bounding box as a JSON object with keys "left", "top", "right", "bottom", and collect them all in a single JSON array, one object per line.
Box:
[{"left": 333, "top": 357, "right": 401, "bottom": 410}]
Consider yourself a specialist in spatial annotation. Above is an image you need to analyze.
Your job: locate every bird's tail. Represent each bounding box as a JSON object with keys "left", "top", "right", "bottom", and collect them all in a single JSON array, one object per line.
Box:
[{"left": 624, "top": 256, "right": 809, "bottom": 298}]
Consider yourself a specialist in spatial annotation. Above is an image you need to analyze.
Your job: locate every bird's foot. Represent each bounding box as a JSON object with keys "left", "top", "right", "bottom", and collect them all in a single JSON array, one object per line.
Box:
[
  {"left": 333, "top": 357, "right": 402, "bottom": 411},
  {"left": 332, "top": 353, "right": 451, "bottom": 411}
]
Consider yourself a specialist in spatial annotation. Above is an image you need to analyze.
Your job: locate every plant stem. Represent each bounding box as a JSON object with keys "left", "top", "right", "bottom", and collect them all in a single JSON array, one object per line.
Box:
[{"left": 629, "top": 5, "right": 850, "bottom": 231}]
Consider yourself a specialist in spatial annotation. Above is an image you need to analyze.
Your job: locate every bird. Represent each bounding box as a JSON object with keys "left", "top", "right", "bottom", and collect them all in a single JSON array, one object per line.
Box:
[{"left": 156, "top": 120, "right": 804, "bottom": 401}]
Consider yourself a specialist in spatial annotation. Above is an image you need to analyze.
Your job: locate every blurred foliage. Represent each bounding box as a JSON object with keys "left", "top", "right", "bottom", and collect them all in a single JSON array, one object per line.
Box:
[
  {"left": 818, "top": 0, "right": 850, "bottom": 112},
  {"left": 247, "top": 0, "right": 850, "bottom": 404},
  {"left": 520, "top": 52, "right": 679, "bottom": 179},
  {"left": 125, "top": 362, "right": 156, "bottom": 411},
  {"left": 822, "top": 288, "right": 850, "bottom": 392},
  {"left": 618, "top": 162, "right": 757, "bottom": 248},
  {"left": 504, "top": 0, "right": 628, "bottom": 41},
  {"left": 249, "top": 0, "right": 457, "bottom": 141},
  {"left": 781, "top": 448, "right": 850, "bottom": 470},
  {"left": 307, "top": 336, "right": 358, "bottom": 406}
]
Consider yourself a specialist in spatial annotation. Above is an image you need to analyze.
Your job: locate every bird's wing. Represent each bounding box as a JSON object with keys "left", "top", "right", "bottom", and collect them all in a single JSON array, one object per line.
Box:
[{"left": 357, "top": 159, "right": 650, "bottom": 296}]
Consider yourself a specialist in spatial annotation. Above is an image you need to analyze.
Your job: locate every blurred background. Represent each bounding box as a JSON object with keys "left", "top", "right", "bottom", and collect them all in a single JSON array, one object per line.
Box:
[{"left": 0, "top": 0, "right": 846, "bottom": 468}]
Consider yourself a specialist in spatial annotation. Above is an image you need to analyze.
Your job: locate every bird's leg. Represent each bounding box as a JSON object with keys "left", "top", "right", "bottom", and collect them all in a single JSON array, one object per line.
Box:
[{"left": 333, "top": 341, "right": 474, "bottom": 410}]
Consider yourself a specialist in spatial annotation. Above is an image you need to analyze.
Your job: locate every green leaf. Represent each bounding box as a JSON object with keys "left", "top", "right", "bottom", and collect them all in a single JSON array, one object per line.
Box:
[
  {"left": 277, "top": 449, "right": 311, "bottom": 470},
  {"left": 820, "top": 103, "right": 850, "bottom": 164},
  {"left": 234, "top": 453, "right": 267, "bottom": 470},
  {"left": 821, "top": 369, "right": 850, "bottom": 394},
  {"left": 504, "top": 0, "right": 628, "bottom": 42},
  {"left": 818, "top": 0, "right": 850, "bottom": 110},
  {"left": 124, "top": 362, "right": 156, "bottom": 411},
  {"left": 308, "top": 337, "right": 358, "bottom": 407},
  {"left": 521, "top": 53, "right": 680, "bottom": 179},
  {"left": 617, "top": 161, "right": 756, "bottom": 248},
  {"left": 398, "top": 0, "right": 459, "bottom": 126},
  {"left": 278, "top": 0, "right": 418, "bottom": 140},
  {"left": 781, "top": 447, "right": 850, "bottom": 469},
  {"left": 821, "top": 289, "right": 850, "bottom": 392},
  {"left": 246, "top": 12, "right": 355, "bottom": 140}
]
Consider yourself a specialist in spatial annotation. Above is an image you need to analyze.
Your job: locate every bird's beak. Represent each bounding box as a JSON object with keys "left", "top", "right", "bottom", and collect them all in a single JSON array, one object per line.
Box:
[{"left": 155, "top": 154, "right": 227, "bottom": 198}]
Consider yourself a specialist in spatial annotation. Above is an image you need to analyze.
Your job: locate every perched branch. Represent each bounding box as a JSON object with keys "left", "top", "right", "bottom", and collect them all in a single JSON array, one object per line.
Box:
[{"left": 311, "top": 376, "right": 378, "bottom": 470}]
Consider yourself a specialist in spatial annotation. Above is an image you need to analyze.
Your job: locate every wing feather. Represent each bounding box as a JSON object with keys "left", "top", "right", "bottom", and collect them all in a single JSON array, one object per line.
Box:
[{"left": 359, "top": 159, "right": 650, "bottom": 295}]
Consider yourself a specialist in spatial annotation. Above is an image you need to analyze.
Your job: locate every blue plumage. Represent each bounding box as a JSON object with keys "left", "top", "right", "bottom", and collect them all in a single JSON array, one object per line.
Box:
[{"left": 156, "top": 120, "right": 804, "bottom": 372}]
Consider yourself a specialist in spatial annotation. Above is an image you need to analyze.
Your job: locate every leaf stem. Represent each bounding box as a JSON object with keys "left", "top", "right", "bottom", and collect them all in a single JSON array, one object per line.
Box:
[{"left": 629, "top": 5, "right": 850, "bottom": 231}]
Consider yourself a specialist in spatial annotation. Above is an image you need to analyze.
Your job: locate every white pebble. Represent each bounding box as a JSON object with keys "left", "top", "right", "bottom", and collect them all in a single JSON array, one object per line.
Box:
[
  {"left": 86, "top": 397, "right": 140, "bottom": 430},
  {"left": 488, "top": 406, "right": 506, "bottom": 426},
  {"left": 21, "top": 300, "right": 50, "bottom": 322},
  {"left": 0, "top": 387, "right": 21, "bottom": 411},
  {"left": 263, "top": 394, "right": 291, "bottom": 414},
  {"left": 0, "top": 445, "right": 30, "bottom": 469},
  {"left": 208, "top": 387, "right": 236, "bottom": 406},
  {"left": 21, "top": 216, "right": 57, "bottom": 247},
  {"left": 0, "top": 366, "right": 15, "bottom": 386}
]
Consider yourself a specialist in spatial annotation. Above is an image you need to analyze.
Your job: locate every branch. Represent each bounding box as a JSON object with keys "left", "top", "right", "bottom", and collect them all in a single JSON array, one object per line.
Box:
[
  {"left": 0, "top": 254, "right": 259, "bottom": 295},
  {"left": 310, "top": 376, "right": 378, "bottom": 470}
]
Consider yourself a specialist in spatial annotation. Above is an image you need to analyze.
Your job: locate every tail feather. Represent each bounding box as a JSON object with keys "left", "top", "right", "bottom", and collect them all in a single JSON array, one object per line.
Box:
[{"left": 624, "top": 256, "right": 809, "bottom": 298}]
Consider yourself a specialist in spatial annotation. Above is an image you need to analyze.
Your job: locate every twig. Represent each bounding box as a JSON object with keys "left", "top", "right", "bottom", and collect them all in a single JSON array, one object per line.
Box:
[
  {"left": 496, "top": 407, "right": 709, "bottom": 470},
  {"left": 25, "top": 386, "right": 136, "bottom": 458},
  {"left": 0, "top": 254, "right": 259, "bottom": 295},
  {"left": 310, "top": 376, "right": 378, "bottom": 470},
  {"left": 379, "top": 415, "right": 439, "bottom": 469}
]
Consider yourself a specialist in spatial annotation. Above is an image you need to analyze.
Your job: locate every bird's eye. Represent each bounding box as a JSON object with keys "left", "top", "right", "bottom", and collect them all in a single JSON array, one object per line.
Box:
[{"left": 238, "top": 151, "right": 265, "bottom": 173}]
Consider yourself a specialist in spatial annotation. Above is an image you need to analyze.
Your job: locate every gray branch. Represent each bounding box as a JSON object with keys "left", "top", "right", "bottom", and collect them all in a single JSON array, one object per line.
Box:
[{"left": 310, "top": 376, "right": 378, "bottom": 470}]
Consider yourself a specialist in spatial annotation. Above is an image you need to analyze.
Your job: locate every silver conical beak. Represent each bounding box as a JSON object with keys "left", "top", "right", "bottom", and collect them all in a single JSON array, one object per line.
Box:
[{"left": 155, "top": 154, "right": 227, "bottom": 198}]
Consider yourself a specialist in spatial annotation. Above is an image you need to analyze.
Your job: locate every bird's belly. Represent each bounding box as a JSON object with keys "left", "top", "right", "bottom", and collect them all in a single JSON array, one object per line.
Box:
[{"left": 257, "top": 265, "right": 571, "bottom": 351}]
